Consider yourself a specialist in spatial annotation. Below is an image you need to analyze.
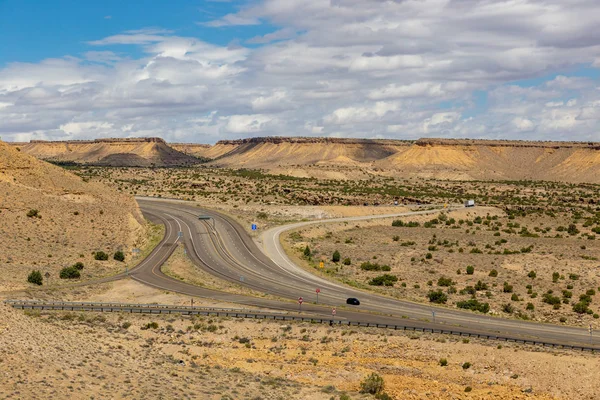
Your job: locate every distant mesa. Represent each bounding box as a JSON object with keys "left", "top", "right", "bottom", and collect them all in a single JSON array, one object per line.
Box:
[
  {"left": 13, "top": 137, "right": 201, "bottom": 167},
  {"left": 10, "top": 136, "right": 600, "bottom": 183}
]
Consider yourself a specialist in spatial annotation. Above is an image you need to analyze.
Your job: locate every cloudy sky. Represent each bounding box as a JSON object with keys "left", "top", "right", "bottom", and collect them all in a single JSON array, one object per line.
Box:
[{"left": 1, "top": 0, "right": 599, "bottom": 143}]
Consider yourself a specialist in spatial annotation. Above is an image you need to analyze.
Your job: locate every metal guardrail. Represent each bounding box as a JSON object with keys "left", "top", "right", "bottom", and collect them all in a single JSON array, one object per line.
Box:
[
  {"left": 3, "top": 299, "right": 279, "bottom": 314},
  {"left": 6, "top": 300, "right": 599, "bottom": 352}
]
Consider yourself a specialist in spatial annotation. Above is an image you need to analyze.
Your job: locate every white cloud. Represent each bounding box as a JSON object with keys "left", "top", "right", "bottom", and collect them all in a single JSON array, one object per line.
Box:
[
  {"left": 512, "top": 117, "right": 535, "bottom": 131},
  {"left": 1, "top": 0, "right": 600, "bottom": 142},
  {"left": 224, "top": 114, "right": 274, "bottom": 133}
]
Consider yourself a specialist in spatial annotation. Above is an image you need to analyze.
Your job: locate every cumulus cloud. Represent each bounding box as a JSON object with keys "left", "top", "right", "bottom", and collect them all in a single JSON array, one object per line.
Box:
[{"left": 1, "top": 0, "right": 600, "bottom": 142}]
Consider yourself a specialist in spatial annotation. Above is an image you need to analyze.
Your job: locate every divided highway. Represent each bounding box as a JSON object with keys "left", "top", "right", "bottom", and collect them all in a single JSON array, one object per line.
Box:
[{"left": 133, "top": 198, "right": 599, "bottom": 349}]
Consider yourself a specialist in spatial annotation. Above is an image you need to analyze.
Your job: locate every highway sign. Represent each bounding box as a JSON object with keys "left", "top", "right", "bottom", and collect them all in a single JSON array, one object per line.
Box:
[
  {"left": 251, "top": 224, "right": 257, "bottom": 231},
  {"left": 178, "top": 231, "right": 183, "bottom": 238},
  {"left": 298, "top": 297, "right": 303, "bottom": 304}
]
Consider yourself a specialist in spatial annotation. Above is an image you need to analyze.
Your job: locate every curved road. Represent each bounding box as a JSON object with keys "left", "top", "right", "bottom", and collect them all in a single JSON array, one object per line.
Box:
[{"left": 132, "top": 198, "right": 599, "bottom": 348}]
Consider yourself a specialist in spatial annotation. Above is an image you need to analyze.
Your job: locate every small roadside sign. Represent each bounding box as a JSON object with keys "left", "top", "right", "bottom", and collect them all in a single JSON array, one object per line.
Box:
[
  {"left": 316, "top": 288, "right": 320, "bottom": 304},
  {"left": 319, "top": 261, "right": 324, "bottom": 269},
  {"left": 251, "top": 224, "right": 257, "bottom": 231},
  {"left": 178, "top": 231, "right": 183, "bottom": 238},
  {"left": 298, "top": 297, "right": 303, "bottom": 304},
  {"left": 332, "top": 307, "right": 336, "bottom": 316}
]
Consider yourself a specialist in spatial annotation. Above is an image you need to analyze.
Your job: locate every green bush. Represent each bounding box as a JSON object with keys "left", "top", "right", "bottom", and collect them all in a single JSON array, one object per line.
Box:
[
  {"left": 369, "top": 274, "right": 398, "bottom": 287},
  {"left": 332, "top": 250, "right": 340, "bottom": 263},
  {"left": 489, "top": 269, "right": 498, "bottom": 277},
  {"left": 573, "top": 302, "right": 590, "bottom": 314},
  {"left": 466, "top": 265, "right": 475, "bottom": 275},
  {"left": 428, "top": 290, "right": 448, "bottom": 304},
  {"left": 304, "top": 246, "right": 311, "bottom": 257},
  {"left": 437, "top": 277, "right": 454, "bottom": 287},
  {"left": 27, "top": 270, "right": 43, "bottom": 285},
  {"left": 343, "top": 258, "right": 351, "bottom": 265},
  {"left": 73, "top": 262, "right": 84, "bottom": 270},
  {"left": 456, "top": 299, "right": 490, "bottom": 313},
  {"left": 94, "top": 251, "right": 109, "bottom": 261},
  {"left": 462, "top": 362, "right": 472, "bottom": 370},
  {"left": 360, "top": 262, "right": 383, "bottom": 271},
  {"left": 439, "top": 358, "right": 448, "bottom": 366},
  {"left": 360, "top": 373, "right": 384, "bottom": 395},
  {"left": 503, "top": 282, "right": 513, "bottom": 293},
  {"left": 141, "top": 322, "right": 159, "bottom": 330},
  {"left": 526, "top": 302, "right": 534, "bottom": 311},
  {"left": 26, "top": 209, "right": 40, "bottom": 218},
  {"left": 113, "top": 251, "right": 125, "bottom": 262},
  {"left": 59, "top": 266, "right": 81, "bottom": 279},
  {"left": 527, "top": 270, "right": 536, "bottom": 279},
  {"left": 552, "top": 272, "right": 560, "bottom": 283}
]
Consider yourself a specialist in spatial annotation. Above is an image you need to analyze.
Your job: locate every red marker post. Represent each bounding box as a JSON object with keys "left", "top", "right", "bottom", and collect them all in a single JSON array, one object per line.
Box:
[
  {"left": 316, "top": 288, "right": 321, "bottom": 304},
  {"left": 332, "top": 307, "right": 336, "bottom": 316},
  {"left": 298, "top": 297, "right": 303, "bottom": 311}
]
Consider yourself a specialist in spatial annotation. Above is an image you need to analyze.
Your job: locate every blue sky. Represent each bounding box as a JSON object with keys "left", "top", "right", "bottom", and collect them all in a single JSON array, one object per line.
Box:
[
  {"left": 0, "top": 0, "right": 275, "bottom": 65},
  {"left": 0, "top": 0, "right": 599, "bottom": 142}
]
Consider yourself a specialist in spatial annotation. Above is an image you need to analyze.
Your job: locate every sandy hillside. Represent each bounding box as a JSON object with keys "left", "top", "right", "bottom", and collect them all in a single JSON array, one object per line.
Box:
[
  {"left": 0, "top": 140, "right": 145, "bottom": 290},
  {"left": 15, "top": 137, "right": 200, "bottom": 167},
  {"left": 181, "top": 137, "right": 600, "bottom": 183}
]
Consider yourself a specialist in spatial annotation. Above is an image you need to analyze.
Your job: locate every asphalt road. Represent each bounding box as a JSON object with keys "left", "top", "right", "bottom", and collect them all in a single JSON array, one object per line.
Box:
[{"left": 132, "top": 198, "right": 600, "bottom": 349}]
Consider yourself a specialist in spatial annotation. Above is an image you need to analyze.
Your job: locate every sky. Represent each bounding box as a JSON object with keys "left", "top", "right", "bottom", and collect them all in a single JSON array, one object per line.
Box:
[{"left": 1, "top": 0, "right": 600, "bottom": 143}]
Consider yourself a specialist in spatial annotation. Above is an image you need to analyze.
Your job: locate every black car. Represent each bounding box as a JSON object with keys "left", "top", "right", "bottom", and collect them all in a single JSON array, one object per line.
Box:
[{"left": 346, "top": 297, "right": 360, "bottom": 306}]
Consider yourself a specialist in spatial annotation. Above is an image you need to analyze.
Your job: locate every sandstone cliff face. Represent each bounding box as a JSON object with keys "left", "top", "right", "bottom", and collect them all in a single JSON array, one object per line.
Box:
[
  {"left": 12, "top": 136, "right": 600, "bottom": 182},
  {"left": 0, "top": 141, "right": 145, "bottom": 290},
  {"left": 15, "top": 138, "right": 199, "bottom": 167}
]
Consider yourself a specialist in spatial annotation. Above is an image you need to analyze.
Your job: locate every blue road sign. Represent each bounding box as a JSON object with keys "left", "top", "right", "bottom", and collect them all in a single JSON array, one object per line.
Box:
[
  {"left": 251, "top": 224, "right": 257, "bottom": 231},
  {"left": 178, "top": 231, "right": 183, "bottom": 238}
]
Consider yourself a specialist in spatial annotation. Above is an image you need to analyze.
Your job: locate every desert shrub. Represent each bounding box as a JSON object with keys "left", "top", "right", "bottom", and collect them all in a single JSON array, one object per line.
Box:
[
  {"left": 526, "top": 302, "right": 534, "bottom": 310},
  {"left": 59, "top": 266, "right": 80, "bottom": 279},
  {"left": 573, "top": 302, "right": 590, "bottom": 314},
  {"left": 94, "top": 251, "right": 109, "bottom": 261},
  {"left": 567, "top": 224, "right": 580, "bottom": 235},
  {"left": 542, "top": 292, "right": 561, "bottom": 305},
  {"left": 426, "top": 253, "right": 432, "bottom": 259},
  {"left": 462, "top": 362, "right": 472, "bottom": 370},
  {"left": 360, "top": 373, "right": 384, "bottom": 394},
  {"left": 113, "top": 251, "right": 125, "bottom": 262},
  {"left": 489, "top": 269, "right": 498, "bottom": 277},
  {"left": 26, "top": 209, "right": 40, "bottom": 218},
  {"left": 332, "top": 250, "right": 340, "bottom": 263},
  {"left": 511, "top": 293, "right": 520, "bottom": 301},
  {"left": 121, "top": 321, "right": 131, "bottom": 329},
  {"left": 73, "top": 262, "right": 84, "bottom": 270},
  {"left": 141, "top": 322, "right": 159, "bottom": 330},
  {"left": 437, "top": 277, "right": 454, "bottom": 287},
  {"left": 586, "top": 289, "right": 596, "bottom": 296},
  {"left": 466, "top": 265, "right": 475, "bottom": 275},
  {"left": 456, "top": 299, "right": 490, "bottom": 313},
  {"left": 527, "top": 270, "right": 536, "bottom": 279},
  {"left": 257, "top": 212, "right": 268, "bottom": 219},
  {"left": 552, "top": 272, "right": 560, "bottom": 283},
  {"left": 343, "top": 258, "right": 351, "bottom": 265},
  {"left": 392, "top": 235, "right": 400, "bottom": 242},
  {"left": 428, "top": 290, "right": 448, "bottom": 304},
  {"left": 27, "top": 270, "right": 43, "bottom": 285},
  {"left": 569, "top": 273, "right": 579, "bottom": 280},
  {"left": 474, "top": 280, "right": 488, "bottom": 291},
  {"left": 369, "top": 274, "right": 398, "bottom": 286},
  {"left": 439, "top": 358, "right": 448, "bottom": 366},
  {"left": 360, "top": 262, "right": 382, "bottom": 271},
  {"left": 503, "top": 282, "right": 513, "bottom": 293},
  {"left": 303, "top": 246, "right": 311, "bottom": 257},
  {"left": 502, "top": 303, "right": 514, "bottom": 314}
]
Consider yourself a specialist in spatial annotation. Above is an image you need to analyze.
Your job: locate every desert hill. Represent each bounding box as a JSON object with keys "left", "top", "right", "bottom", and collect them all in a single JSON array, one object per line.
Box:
[
  {"left": 14, "top": 137, "right": 200, "bottom": 167},
  {"left": 0, "top": 140, "right": 145, "bottom": 290},
  {"left": 13, "top": 136, "right": 600, "bottom": 182}
]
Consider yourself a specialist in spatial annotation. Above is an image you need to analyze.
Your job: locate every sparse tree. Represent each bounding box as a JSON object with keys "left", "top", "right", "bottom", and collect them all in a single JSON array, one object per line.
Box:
[{"left": 114, "top": 251, "right": 125, "bottom": 262}]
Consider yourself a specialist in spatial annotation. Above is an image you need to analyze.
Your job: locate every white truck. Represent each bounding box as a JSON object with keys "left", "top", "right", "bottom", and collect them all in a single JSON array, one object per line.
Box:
[{"left": 464, "top": 199, "right": 475, "bottom": 207}]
